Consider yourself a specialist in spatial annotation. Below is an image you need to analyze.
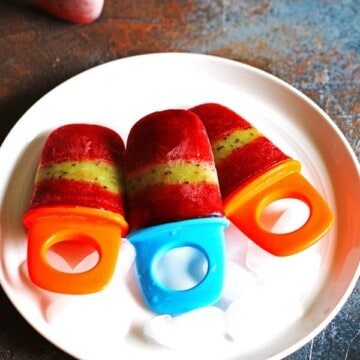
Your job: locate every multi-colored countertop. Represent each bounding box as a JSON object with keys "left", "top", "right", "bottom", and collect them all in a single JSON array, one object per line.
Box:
[{"left": 0, "top": 1, "right": 358, "bottom": 359}]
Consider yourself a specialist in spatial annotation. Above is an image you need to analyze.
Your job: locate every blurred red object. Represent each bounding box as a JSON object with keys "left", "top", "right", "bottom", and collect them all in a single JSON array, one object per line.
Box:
[{"left": 36, "top": 0, "right": 104, "bottom": 24}]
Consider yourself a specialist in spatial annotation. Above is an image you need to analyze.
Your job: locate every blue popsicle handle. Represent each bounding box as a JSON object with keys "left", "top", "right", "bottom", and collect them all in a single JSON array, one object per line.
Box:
[{"left": 127, "top": 217, "right": 229, "bottom": 315}]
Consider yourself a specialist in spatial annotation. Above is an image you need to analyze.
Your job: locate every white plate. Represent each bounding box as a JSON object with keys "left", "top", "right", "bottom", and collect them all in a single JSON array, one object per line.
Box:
[{"left": 0, "top": 53, "right": 359, "bottom": 360}]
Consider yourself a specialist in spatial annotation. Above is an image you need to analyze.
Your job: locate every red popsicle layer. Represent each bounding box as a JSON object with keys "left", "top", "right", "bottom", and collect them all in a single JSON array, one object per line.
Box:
[
  {"left": 190, "top": 103, "right": 290, "bottom": 199},
  {"left": 29, "top": 124, "right": 126, "bottom": 215},
  {"left": 125, "top": 109, "right": 224, "bottom": 230}
]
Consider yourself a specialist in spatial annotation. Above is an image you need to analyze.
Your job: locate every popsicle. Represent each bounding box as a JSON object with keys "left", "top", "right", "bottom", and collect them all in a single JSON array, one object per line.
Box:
[
  {"left": 36, "top": 0, "right": 104, "bottom": 24},
  {"left": 190, "top": 103, "right": 333, "bottom": 256},
  {"left": 23, "top": 124, "right": 128, "bottom": 294},
  {"left": 125, "top": 109, "right": 229, "bottom": 314}
]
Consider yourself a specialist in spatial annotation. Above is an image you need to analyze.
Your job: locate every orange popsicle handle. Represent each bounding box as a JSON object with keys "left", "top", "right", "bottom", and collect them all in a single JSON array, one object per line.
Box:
[
  {"left": 224, "top": 159, "right": 334, "bottom": 256},
  {"left": 23, "top": 206, "right": 128, "bottom": 294}
]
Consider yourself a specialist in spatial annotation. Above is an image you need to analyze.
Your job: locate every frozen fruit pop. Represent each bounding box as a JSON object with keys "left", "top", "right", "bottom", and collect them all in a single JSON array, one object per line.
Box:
[
  {"left": 125, "top": 109, "right": 229, "bottom": 314},
  {"left": 23, "top": 124, "right": 128, "bottom": 294},
  {"left": 36, "top": 0, "right": 104, "bottom": 24},
  {"left": 191, "top": 103, "right": 333, "bottom": 256},
  {"left": 125, "top": 109, "right": 224, "bottom": 229}
]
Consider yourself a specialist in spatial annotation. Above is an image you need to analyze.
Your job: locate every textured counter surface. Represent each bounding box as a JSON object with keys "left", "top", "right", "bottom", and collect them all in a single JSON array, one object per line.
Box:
[{"left": 0, "top": 0, "right": 359, "bottom": 359}]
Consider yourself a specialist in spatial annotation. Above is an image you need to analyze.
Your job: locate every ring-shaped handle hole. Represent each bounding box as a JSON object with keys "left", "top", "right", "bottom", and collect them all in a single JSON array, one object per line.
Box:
[
  {"left": 45, "top": 234, "right": 100, "bottom": 274},
  {"left": 153, "top": 246, "right": 208, "bottom": 291},
  {"left": 260, "top": 198, "right": 310, "bottom": 234}
]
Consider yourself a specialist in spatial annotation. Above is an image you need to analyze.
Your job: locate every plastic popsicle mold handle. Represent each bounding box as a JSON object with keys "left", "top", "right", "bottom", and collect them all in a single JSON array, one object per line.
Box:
[
  {"left": 23, "top": 206, "right": 128, "bottom": 294},
  {"left": 128, "top": 217, "right": 229, "bottom": 315},
  {"left": 224, "top": 159, "right": 334, "bottom": 256}
]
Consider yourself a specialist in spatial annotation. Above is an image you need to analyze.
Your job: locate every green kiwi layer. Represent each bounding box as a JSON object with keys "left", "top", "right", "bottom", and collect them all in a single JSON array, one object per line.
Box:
[
  {"left": 35, "top": 160, "right": 123, "bottom": 193},
  {"left": 126, "top": 161, "right": 218, "bottom": 193},
  {"left": 212, "top": 127, "right": 262, "bottom": 163}
]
